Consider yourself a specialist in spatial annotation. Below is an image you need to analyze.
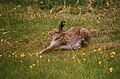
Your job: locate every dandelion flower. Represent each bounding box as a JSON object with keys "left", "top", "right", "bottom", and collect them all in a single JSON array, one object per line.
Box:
[
  {"left": 12, "top": 52, "right": 16, "bottom": 55},
  {"left": 37, "top": 60, "right": 39, "bottom": 63},
  {"left": 32, "top": 64, "right": 35, "bottom": 67},
  {"left": 42, "top": 32, "right": 44, "bottom": 35},
  {"left": 20, "top": 60, "right": 22, "bottom": 63},
  {"left": 64, "top": 58, "right": 66, "bottom": 61},
  {"left": 1, "top": 39, "right": 3, "bottom": 42},
  {"left": 110, "top": 55, "right": 114, "bottom": 58},
  {"left": 110, "top": 52, "right": 116, "bottom": 55},
  {"left": 22, "top": 54, "right": 25, "bottom": 57},
  {"left": 94, "top": 49, "right": 97, "bottom": 52},
  {"left": 98, "top": 61, "right": 102, "bottom": 65},
  {"left": 30, "top": 65, "right": 33, "bottom": 68},
  {"left": 98, "top": 48, "right": 101, "bottom": 51},
  {"left": 20, "top": 53, "right": 25, "bottom": 57},
  {"left": 47, "top": 59, "right": 50, "bottom": 62},
  {"left": 40, "top": 55, "right": 43, "bottom": 58},
  {"left": 41, "top": 2, "right": 43, "bottom": 4},
  {"left": 0, "top": 55, "right": 2, "bottom": 57},
  {"left": 20, "top": 54, "right": 22, "bottom": 57},
  {"left": 72, "top": 56, "right": 75, "bottom": 59},
  {"left": 83, "top": 58, "right": 86, "bottom": 61},
  {"left": 82, "top": 53, "right": 85, "bottom": 55},
  {"left": 12, "top": 53, "right": 15, "bottom": 55},
  {"left": 28, "top": 53, "right": 32, "bottom": 57},
  {"left": 109, "top": 67, "right": 113, "bottom": 72}
]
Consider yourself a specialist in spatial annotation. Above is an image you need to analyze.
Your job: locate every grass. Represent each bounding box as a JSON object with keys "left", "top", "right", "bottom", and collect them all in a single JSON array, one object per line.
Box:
[{"left": 0, "top": 2, "right": 120, "bottom": 79}]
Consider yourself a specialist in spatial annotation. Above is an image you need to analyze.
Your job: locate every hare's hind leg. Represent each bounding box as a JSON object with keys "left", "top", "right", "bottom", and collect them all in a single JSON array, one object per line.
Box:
[
  {"left": 81, "top": 38, "right": 89, "bottom": 47},
  {"left": 72, "top": 39, "right": 83, "bottom": 50}
]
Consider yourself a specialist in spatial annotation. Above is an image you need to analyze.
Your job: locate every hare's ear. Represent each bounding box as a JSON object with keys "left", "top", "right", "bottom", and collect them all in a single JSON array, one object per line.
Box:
[{"left": 59, "top": 21, "right": 65, "bottom": 32}]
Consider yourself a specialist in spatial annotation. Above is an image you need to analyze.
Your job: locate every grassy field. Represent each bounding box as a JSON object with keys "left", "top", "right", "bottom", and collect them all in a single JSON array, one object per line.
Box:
[{"left": 0, "top": 1, "right": 120, "bottom": 79}]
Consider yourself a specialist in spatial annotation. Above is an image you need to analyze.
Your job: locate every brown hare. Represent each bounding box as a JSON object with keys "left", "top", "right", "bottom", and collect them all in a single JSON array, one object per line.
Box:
[{"left": 36, "top": 21, "right": 91, "bottom": 55}]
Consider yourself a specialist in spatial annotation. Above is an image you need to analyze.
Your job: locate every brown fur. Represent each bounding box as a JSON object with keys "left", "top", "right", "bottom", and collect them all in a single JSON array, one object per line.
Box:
[{"left": 36, "top": 22, "right": 91, "bottom": 55}]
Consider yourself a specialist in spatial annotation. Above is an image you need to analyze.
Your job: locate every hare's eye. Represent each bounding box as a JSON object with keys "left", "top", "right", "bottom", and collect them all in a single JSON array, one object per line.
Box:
[{"left": 55, "top": 32, "right": 58, "bottom": 33}]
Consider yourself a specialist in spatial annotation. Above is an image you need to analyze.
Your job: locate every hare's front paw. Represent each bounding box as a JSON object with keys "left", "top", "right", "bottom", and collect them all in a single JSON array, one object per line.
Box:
[{"left": 35, "top": 52, "right": 42, "bottom": 55}]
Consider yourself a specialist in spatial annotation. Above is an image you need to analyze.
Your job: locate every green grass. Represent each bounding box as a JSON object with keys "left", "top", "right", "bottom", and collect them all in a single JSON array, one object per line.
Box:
[{"left": 0, "top": 2, "right": 120, "bottom": 79}]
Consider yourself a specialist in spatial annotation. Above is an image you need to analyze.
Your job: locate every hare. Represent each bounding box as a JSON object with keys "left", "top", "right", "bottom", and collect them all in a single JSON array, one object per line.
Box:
[{"left": 36, "top": 21, "right": 91, "bottom": 55}]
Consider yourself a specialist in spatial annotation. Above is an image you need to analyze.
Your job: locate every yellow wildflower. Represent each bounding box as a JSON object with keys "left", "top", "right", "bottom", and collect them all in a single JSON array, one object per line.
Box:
[
  {"left": 82, "top": 53, "right": 85, "bottom": 55},
  {"left": 94, "top": 49, "right": 97, "bottom": 52},
  {"left": 47, "top": 59, "right": 50, "bottom": 62},
  {"left": 37, "top": 60, "right": 39, "bottom": 63},
  {"left": 32, "top": 64, "right": 35, "bottom": 67},
  {"left": 40, "top": 55, "right": 43, "bottom": 58},
  {"left": 12, "top": 52, "right": 16, "bottom": 55},
  {"left": 30, "top": 65, "right": 33, "bottom": 68},
  {"left": 20, "top": 60, "right": 22, "bottom": 63},
  {"left": 110, "top": 52, "right": 116, "bottom": 55},
  {"left": 83, "top": 58, "right": 86, "bottom": 61},
  {"left": 41, "top": 1, "right": 43, "bottom": 4},
  {"left": 12, "top": 53, "right": 15, "bottom": 55},
  {"left": 0, "top": 55, "right": 2, "bottom": 57},
  {"left": 20, "top": 54, "right": 22, "bottom": 57},
  {"left": 72, "top": 56, "right": 75, "bottom": 59},
  {"left": 64, "top": 58, "right": 66, "bottom": 61},
  {"left": 20, "top": 53, "right": 25, "bottom": 57},
  {"left": 28, "top": 53, "right": 32, "bottom": 56},
  {"left": 98, "top": 61, "right": 102, "bottom": 65},
  {"left": 109, "top": 67, "right": 113, "bottom": 72},
  {"left": 110, "top": 55, "right": 114, "bottom": 58},
  {"left": 98, "top": 48, "right": 101, "bottom": 51},
  {"left": 42, "top": 32, "right": 44, "bottom": 35},
  {"left": 22, "top": 54, "right": 25, "bottom": 57}
]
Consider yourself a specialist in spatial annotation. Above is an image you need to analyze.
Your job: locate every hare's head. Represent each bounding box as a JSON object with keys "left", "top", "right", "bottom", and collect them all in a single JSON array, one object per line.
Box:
[{"left": 48, "top": 21, "right": 65, "bottom": 40}]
